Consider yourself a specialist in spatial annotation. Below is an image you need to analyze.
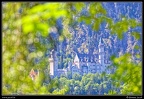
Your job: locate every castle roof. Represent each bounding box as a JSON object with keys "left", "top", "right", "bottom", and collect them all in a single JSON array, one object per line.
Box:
[
  {"left": 29, "top": 68, "right": 39, "bottom": 80},
  {"left": 74, "top": 54, "right": 79, "bottom": 62}
]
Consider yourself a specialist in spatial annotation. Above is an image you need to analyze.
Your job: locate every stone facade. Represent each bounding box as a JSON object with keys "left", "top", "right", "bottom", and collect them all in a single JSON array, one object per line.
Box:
[{"left": 49, "top": 38, "right": 111, "bottom": 78}]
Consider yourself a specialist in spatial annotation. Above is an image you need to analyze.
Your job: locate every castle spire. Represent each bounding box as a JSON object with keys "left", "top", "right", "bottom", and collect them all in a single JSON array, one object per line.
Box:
[
  {"left": 74, "top": 53, "right": 80, "bottom": 69},
  {"left": 99, "top": 38, "right": 102, "bottom": 45},
  {"left": 74, "top": 54, "right": 79, "bottom": 62},
  {"left": 49, "top": 49, "right": 58, "bottom": 77},
  {"left": 99, "top": 37, "right": 103, "bottom": 46},
  {"left": 98, "top": 37, "right": 104, "bottom": 65}
]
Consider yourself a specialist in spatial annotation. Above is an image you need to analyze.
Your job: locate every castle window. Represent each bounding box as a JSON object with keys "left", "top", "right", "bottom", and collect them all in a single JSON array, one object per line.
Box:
[{"left": 82, "top": 66, "right": 88, "bottom": 73}]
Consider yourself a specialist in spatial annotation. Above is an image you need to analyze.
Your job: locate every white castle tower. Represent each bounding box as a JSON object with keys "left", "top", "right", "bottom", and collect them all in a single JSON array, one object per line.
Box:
[
  {"left": 98, "top": 38, "right": 105, "bottom": 72},
  {"left": 98, "top": 38, "right": 105, "bottom": 65},
  {"left": 49, "top": 50, "right": 58, "bottom": 77}
]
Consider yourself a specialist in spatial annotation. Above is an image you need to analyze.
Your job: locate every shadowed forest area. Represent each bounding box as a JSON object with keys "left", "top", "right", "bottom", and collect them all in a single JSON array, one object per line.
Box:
[{"left": 2, "top": 2, "right": 142, "bottom": 95}]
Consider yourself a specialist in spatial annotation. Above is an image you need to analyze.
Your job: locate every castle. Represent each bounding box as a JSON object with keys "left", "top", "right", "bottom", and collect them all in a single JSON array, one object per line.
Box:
[{"left": 49, "top": 38, "right": 112, "bottom": 78}]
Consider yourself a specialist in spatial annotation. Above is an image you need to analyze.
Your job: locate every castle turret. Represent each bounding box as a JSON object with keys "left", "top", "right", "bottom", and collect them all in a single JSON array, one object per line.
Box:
[
  {"left": 49, "top": 50, "right": 58, "bottom": 77},
  {"left": 98, "top": 38, "right": 105, "bottom": 65},
  {"left": 67, "top": 61, "right": 72, "bottom": 71},
  {"left": 98, "top": 38, "right": 105, "bottom": 72}
]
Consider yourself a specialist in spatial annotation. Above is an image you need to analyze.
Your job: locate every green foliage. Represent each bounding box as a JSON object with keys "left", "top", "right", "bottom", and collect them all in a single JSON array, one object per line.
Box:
[
  {"left": 110, "top": 53, "right": 142, "bottom": 95},
  {"left": 21, "top": 3, "right": 67, "bottom": 37},
  {"left": 131, "top": 32, "right": 141, "bottom": 40},
  {"left": 54, "top": 73, "right": 115, "bottom": 95},
  {"left": 2, "top": 2, "right": 142, "bottom": 95},
  {"left": 74, "top": 3, "right": 85, "bottom": 12},
  {"left": 77, "top": 3, "right": 107, "bottom": 31},
  {"left": 72, "top": 73, "right": 82, "bottom": 81},
  {"left": 89, "top": 2, "right": 107, "bottom": 16},
  {"left": 134, "top": 45, "right": 139, "bottom": 50},
  {"left": 110, "top": 18, "right": 141, "bottom": 39},
  {"left": 52, "top": 85, "right": 69, "bottom": 95},
  {"left": 108, "top": 90, "right": 117, "bottom": 95},
  {"left": 2, "top": 2, "right": 67, "bottom": 95}
]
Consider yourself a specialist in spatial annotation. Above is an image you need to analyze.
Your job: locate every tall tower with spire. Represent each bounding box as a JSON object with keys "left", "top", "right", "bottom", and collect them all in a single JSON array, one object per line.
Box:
[
  {"left": 98, "top": 38, "right": 105, "bottom": 66},
  {"left": 49, "top": 50, "right": 58, "bottom": 77}
]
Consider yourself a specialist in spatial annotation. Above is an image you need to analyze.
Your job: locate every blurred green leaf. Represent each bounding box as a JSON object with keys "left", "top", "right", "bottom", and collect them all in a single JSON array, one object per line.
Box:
[
  {"left": 129, "top": 19, "right": 138, "bottom": 28},
  {"left": 131, "top": 32, "right": 141, "bottom": 40},
  {"left": 75, "top": 3, "right": 85, "bottom": 12},
  {"left": 92, "top": 18, "right": 101, "bottom": 31},
  {"left": 23, "top": 23, "right": 34, "bottom": 34},
  {"left": 134, "top": 45, "right": 139, "bottom": 50},
  {"left": 135, "top": 54, "right": 141, "bottom": 59},
  {"left": 36, "top": 23, "right": 49, "bottom": 37}
]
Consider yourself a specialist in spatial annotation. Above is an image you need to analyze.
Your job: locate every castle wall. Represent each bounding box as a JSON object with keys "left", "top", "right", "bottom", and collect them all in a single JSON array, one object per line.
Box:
[{"left": 50, "top": 38, "right": 112, "bottom": 78}]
